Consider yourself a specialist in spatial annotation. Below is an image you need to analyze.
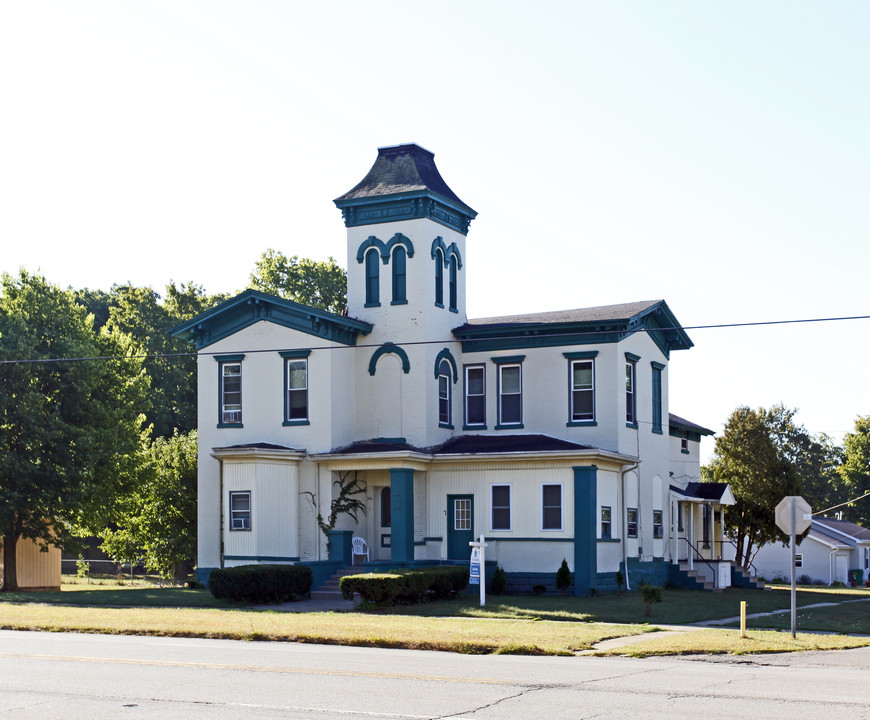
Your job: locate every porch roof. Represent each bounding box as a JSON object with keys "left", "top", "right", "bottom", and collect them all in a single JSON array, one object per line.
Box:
[{"left": 671, "top": 482, "right": 735, "bottom": 505}]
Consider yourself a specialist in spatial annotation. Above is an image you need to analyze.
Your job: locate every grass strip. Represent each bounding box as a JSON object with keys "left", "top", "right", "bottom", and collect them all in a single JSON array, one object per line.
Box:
[
  {"left": 593, "top": 627, "right": 870, "bottom": 657},
  {"left": 0, "top": 603, "right": 651, "bottom": 655}
]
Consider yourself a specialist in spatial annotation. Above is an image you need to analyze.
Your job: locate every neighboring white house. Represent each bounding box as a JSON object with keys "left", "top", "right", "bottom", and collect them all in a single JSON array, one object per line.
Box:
[
  {"left": 172, "top": 143, "right": 729, "bottom": 594},
  {"left": 753, "top": 517, "right": 870, "bottom": 586}
]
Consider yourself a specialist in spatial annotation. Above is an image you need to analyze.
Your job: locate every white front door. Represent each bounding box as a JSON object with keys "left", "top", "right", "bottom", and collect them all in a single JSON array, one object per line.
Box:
[{"left": 834, "top": 553, "right": 848, "bottom": 585}]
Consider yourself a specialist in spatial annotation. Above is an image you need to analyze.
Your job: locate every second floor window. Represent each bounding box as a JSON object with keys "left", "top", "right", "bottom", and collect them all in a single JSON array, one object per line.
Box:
[
  {"left": 464, "top": 365, "right": 485, "bottom": 427},
  {"left": 285, "top": 358, "right": 308, "bottom": 422},
  {"left": 438, "top": 359, "right": 452, "bottom": 427},
  {"left": 220, "top": 361, "right": 242, "bottom": 425},
  {"left": 448, "top": 254, "right": 458, "bottom": 312},
  {"left": 434, "top": 248, "right": 444, "bottom": 307},
  {"left": 570, "top": 359, "right": 594, "bottom": 422},
  {"left": 625, "top": 360, "right": 636, "bottom": 425},
  {"left": 497, "top": 363, "right": 522, "bottom": 426}
]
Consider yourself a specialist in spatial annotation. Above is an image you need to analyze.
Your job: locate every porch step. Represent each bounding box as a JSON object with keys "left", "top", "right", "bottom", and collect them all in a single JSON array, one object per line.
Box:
[
  {"left": 310, "top": 565, "right": 368, "bottom": 598},
  {"left": 677, "top": 562, "right": 718, "bottom": 591},
  {"left": 731, "top": 563, "right": 767, "bottom": 590}
]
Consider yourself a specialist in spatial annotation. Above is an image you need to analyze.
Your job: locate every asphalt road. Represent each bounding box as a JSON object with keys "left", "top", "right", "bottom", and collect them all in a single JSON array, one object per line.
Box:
[{"left": 0, "top": 630, "right": 868, "bottom": 719}]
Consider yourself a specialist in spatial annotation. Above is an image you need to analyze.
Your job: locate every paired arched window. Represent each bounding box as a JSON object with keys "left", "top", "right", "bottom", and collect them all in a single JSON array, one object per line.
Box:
[{"left": 365, "top": 248, "right": 380, "bottom": 307}]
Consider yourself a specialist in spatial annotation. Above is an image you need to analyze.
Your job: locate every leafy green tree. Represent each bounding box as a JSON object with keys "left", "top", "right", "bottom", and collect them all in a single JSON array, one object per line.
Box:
[
  {"left": 248, "top": 250, "right": 347, "bottom": 314},
  {"left": 706, "top": 404, "right": 842, "bottom": 570},
  {"left": 838, "top": 416, "right": 870, "bottom": 527},
  {"left": 100, "top": 431, "right": 197, "bottom": 582},
  {"left": 102, "top": 282, "right": 226, "bottom": 438},
  {"left": 0, "top": 271, "right": 149, "bottom": 590}
]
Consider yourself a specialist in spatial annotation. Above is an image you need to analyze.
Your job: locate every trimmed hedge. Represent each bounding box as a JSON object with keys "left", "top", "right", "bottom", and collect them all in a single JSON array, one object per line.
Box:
[
  {"left": 209, "top": 564, "right": 313, "bottom": 604},
  {"left": 340, "top": 566, "right": 469, "bottom": 606}
]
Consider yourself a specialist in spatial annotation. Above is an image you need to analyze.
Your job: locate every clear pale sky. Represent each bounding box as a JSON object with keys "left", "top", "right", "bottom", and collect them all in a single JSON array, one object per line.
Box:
[{"left": 2, "top": 1, "right": 868, "bottom": 461}]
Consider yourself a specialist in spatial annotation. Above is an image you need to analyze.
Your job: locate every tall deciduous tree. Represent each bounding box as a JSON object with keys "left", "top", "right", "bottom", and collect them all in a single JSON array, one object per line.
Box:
[
  {"left": 0, "top": 271, "right": 149, "bottom": 590},
  {"left": 100, "top": 430, "right": 197, "bottom": 582},
  {"left": 248, "top": 250, "right": 347, "bottom": 314},
  {"left": 705, "top": 405, "right": 841, "bottom": 569},
  {"left": 838, "top": 416, "right": 870, "bottom": 527}
]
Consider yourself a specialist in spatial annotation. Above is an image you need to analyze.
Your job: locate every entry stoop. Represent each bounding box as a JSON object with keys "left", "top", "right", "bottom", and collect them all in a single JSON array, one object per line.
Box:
[
  {"left": 674, "top": 562, "right": 719, "bottom": 592},
  {"left": 310, "top": 566, "right": 364, "bottom": 600},
  {"left": 730, "top": 562, "right": 767, "bottom": 590}
]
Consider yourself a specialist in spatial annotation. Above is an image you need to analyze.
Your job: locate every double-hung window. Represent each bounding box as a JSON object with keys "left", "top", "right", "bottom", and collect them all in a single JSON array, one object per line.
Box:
[
  {"left": 229, "top": 491, "right": 251, "bottom": 531},
  {"left": 625, "top": 353, "right": 639, "bottom": 426},
  {"left": 391, "top": 246, "right": 407, "bottom": 305},
  {"left": 493, "top": 357, "right": 524, "bottom": 427},
  {"left": 491, "top": 484, "right": 511, "bottom": 531},
  {"left": 464, "top": 365, "right": 486, "bottom": 427},
  {"left": 365, "top": 248, "right": 380, "bottom": 307},
  {"left": 565, "top": 351, "right": 597, "bottom": 424},
  {"left": 438, "top": 359, "right": 452, "bottom": 427},
  {"left": 651, "top": 361, "right": 664, "bottom": 434},
  {"left": 281, "top": 351, "right": 310, "bottom": 424},
  {"left": 653, "top": 510, "right": 663, "bottom": 539},
  {"left": 541, "top": 484, "right": 563, "bottom": 531},
  {"left": 627, "top": 508, "right": 638, "bottom": 538},
  {"left": 601, "top": 506, "right": 612, "bottom": 539},
  {"left": 217, "top": 355, "right": 244, "bottom": 426},
  {"left": 795, "top": 553, "right": 803, "bottom": 568}
]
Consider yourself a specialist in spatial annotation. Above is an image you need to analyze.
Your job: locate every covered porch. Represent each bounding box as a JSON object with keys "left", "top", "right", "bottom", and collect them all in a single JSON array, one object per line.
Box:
[{"left": 669, "top": 481, "right": 736, "bottom": 589}]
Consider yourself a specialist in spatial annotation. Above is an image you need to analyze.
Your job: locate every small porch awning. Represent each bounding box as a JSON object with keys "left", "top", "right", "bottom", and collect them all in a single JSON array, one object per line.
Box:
[{"left": 670, "top": 482, "right": 735, "bottom": 506}]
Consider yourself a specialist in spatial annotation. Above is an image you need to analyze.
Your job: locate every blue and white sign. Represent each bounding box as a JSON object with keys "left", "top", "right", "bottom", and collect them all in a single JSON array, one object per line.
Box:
[{"left": 469, "top": 547, "right": 481, "bottom": 586}]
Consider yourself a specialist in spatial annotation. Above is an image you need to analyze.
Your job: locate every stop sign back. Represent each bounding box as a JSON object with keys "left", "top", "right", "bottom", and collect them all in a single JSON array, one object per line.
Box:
[{"left": 775, "top": 496, "right": 812, "bottom": 535}]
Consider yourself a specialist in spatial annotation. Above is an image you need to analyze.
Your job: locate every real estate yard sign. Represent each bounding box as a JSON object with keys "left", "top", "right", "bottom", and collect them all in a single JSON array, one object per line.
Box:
[{"left": 469, "top": 536, "right": 487, "bottom": 607}]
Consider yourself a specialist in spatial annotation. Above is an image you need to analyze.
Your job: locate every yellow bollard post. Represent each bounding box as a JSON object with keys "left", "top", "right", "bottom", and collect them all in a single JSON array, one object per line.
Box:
[{"left": 740, "top": 601, "right": 747, "bottom": 638}]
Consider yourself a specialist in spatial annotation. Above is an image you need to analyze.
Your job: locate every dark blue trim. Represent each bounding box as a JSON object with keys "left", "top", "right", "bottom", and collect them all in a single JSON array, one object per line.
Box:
[
  {"left": 494, "top": 423, "right": 525, "bottom": 430},
  {"left": 462, "top": 424, "right": 487, "bottom": 431},
  {"left": 439, "top": 422, "right": 454, "bottom": 430},
  {"left": 491, "top": 355, "right": 526, "bottom": 364},
  {"left": 434, "top": 348, "right": 459, "bottom": 383},
  {"left": 282, "top": 420, "right": 310, "bottom": 427},
  {"left": 279, "top": 349, "right": 311, "bottom": 358},
  {"left": 369, "top": 343, "right": 411, "bottom": 375},
  {"left": 446, "top": 242, "right": 463, "bottom": 269},
  {"left": 422, "top": 536, "right": 443, "bottom": 542},
  {"left": 563, "top": 350, "right": 599, "bottom": 359},
  {"left": 356, "top": 235, "right": 387, "bottom": 264},
  {"left": 566, "top": 420, "right": 597, "bottom": 427},
  {"left": 625, "top": 352, "right": 641, "bottom": 362},
  {"left": 217, "top": 423, "right": 244, "bottom": 429},
  {"left": 390, "top": 300, "right": 408, "bottom": 306},
  {"left": 223, "top": 555, "right": 301, "bottom": 562},
  {"left": 373, "top": 437, "right": 406, "bottom": 444},
  {"left": 453, "top": 300, "right": 692, "bottom": 358},
  {"left": 170, "top": 290, "right": 372, "bottom": 350},
  {"left": 431, "top": 237, "right": 449, "bottom": 266},
  {"left": 336, "top": 190, "right": 477, "bottom": 235},
  {"left": 573, "top": 466, "right": 598, "bottom": 597},
  {"left": 390, "top": 469, "right": 415, "bottom": 563},
  {"left": 214, "top": 354, "right": 245, "bottom": 362},
  {"left": 626, "top": 422, "right": 639, "bottom": 430},
  {"left": 384, "top": 232, "right": 415, "bottom": 258},
  {"left": 597, "top": 538, "right": 621, "bottom": 543},
  {"left": 380, "top": 534, "right": 391, "bottom": 548},
  {"left": 484, "top": 537, "right": 573, "bottom": 542}
]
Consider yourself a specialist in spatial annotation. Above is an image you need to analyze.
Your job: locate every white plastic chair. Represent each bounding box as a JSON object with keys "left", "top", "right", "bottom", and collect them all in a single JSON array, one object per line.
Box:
[{"left": 351, "top": 536, "right": 369, "bottom": 565}]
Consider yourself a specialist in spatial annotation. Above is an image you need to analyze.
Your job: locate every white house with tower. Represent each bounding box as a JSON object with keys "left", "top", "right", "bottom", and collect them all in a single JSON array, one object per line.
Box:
[{"left": 172, "top": 143, "right": 734, "bottom": 594}]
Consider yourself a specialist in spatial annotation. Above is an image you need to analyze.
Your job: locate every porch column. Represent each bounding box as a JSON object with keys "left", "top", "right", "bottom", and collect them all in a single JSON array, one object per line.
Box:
[
  {"left": 688, "top": 503, "right": 694, "bottom": 571},
  {"left": 573, "top": 465, "right": 598, "bottom": 597},
  {"left": 390, "top": 468, "right": 415, "bottom": 564}
]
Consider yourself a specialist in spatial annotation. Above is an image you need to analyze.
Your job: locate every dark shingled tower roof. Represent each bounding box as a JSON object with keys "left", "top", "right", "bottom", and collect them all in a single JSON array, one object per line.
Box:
[{"left": 335, "top": 143, "right": 476, "bottom": 216}]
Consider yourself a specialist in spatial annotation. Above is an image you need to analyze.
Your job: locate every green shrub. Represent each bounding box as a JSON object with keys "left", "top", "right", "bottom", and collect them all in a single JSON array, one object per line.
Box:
[
  {"left": 639, "top": 583, "right": 662, "bottom": 616},
  {"left": 208, "top": 564, "right": 312, "bottom": 603},
  {"left": 490, "top": 566, "right": 507, "bottom": 595},
  {"left": 340, "top": 566, "right": 469, "bottom": 606},
  {"left": 555, "top": 559, "right": 572, "bottom": 595}
]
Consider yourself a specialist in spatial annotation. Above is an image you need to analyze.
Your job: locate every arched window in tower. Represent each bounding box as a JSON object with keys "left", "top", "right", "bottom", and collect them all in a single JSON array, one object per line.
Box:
[
  {"left": 365, "top": 247, "right": 380, "bottom": 307},
  {"left": 434, "top": 248, "right": 444, "bottom": 307},
  {"left": 391, "top": 246, "right": 407, "bottom": 305},
  {"left": 438, "top": 359, "right": 452, "bottom": 428},
  {"left": 448, "top": 254, "right": 458, "bottom": 312}
]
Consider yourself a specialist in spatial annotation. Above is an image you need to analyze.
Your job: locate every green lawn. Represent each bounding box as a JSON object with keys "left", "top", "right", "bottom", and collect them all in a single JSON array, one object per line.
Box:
[
  {"left": 381, "top": 586, "right": 870, "bottom": 626},
  {"left": 0, "top": 584, "right": 234, "bottom": 608}
]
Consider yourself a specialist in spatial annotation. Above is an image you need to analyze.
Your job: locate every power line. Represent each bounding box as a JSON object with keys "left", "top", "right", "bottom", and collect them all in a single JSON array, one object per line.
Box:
[
  {"left": 815, "top": 491, "right": 870, "bottom": 516},
  {"left": 1, "top": 311, "right": 869, "bottom": 367}
]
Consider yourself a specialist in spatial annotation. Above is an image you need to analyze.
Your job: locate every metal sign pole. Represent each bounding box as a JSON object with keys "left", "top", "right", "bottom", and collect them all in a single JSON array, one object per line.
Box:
[{"left": 790, "top": 497, "right": 797, "bottom": 639}]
